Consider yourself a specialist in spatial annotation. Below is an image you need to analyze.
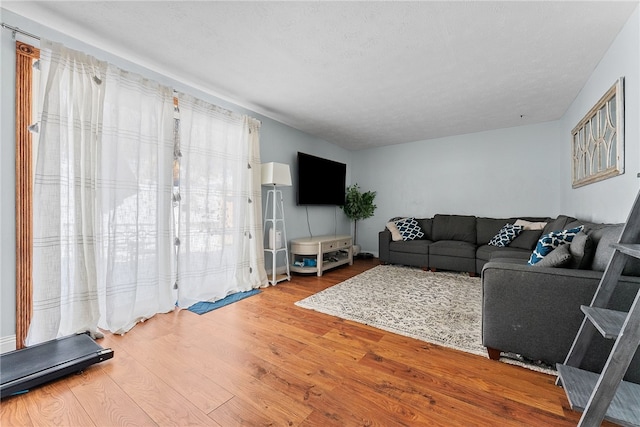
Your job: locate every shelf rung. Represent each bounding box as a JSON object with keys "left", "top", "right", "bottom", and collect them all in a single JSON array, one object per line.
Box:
[
  {"left": 556, "top": 364, "right": 640, "bottom": 426},
  {"left": 612, "top": 243, "right": 640, "bottom": 260},
  {"left": 581, "top": 305, "right": 629, "bottom": 339}
]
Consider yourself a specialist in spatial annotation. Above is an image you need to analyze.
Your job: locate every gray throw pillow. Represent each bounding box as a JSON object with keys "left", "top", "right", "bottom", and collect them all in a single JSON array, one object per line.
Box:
[
  {"left": 568, "top": 231, "right": 594, "bottom": 269},
  {"left": 532, "top": 244, "right": 572, "bottom": 268},
  {"left": 591, "top": 225, "right": 640, "bottom": 276}
]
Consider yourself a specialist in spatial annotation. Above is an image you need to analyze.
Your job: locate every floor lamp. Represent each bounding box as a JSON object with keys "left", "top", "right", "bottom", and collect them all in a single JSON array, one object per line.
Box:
[{"left": 261, "top": 162, "right": 292, "bottom": 285}]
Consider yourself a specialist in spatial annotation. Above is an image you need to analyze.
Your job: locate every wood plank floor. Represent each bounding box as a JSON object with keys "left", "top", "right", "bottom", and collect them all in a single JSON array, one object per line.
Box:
[{"left": 1, "top": 258, "right": 611, "bottom": 426}]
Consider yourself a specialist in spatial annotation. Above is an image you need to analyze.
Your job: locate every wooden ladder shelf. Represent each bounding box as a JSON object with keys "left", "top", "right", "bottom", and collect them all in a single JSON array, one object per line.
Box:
[{"left": 557, "top": 191, "right": 640, "bottom": 426}]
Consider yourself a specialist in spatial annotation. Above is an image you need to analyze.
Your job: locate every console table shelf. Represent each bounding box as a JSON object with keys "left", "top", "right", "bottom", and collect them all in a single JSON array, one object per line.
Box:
[{"left": 290, "top": 235, "right": 353, "bottom": 277}]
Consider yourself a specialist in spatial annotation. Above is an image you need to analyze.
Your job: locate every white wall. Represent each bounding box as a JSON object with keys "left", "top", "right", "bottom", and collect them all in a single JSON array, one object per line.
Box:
[
  {"left": 0, "top": 8, "right": 350, "bottom": 349},
  {"left": 558, "top": 6, "right": 640, "bottom": 223},
  {"left": 352, "top": 121, "right": 563, "bottom": 255},
  {"left": 259, "top": 117, "right": 352, "bottom": 241},
  {"left": 352, "top": 6, "right": 639, "bottom": 256}
]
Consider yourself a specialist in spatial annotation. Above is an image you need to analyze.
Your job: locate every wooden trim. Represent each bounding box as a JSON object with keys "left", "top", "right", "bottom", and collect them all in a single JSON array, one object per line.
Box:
[{"left": 15, "top": 41, "right": 39, "bottom": 349}]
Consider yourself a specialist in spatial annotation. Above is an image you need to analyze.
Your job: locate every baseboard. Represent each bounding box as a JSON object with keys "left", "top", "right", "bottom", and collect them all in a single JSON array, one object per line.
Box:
[{"left": 1, "top": 335, "right": 16, "bottom": 354}]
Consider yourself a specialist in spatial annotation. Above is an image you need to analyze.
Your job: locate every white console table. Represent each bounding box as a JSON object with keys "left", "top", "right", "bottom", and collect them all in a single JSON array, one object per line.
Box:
[{"left": 290, "top": 234, "right": 353, "bottom": 276}]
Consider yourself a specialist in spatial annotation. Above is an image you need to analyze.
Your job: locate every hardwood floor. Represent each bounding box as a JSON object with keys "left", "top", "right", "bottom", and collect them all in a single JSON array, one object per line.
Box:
[{"left": 1, "top": 259, "right": 609, "bottom": 426}]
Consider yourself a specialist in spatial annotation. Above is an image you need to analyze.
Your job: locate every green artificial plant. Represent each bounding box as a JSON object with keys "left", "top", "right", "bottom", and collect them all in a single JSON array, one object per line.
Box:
[{"left": 341, "top": 184, "right": 377, "bottom": 247}]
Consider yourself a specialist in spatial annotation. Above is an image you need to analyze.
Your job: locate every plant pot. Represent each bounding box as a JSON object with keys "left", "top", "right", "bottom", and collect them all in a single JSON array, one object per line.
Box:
[{"left": 352, "top": 244, "right": 361, "bottom": 256}]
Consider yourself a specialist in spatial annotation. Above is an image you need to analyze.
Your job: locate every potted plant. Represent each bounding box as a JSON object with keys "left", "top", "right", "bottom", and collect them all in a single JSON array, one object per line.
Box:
[{"left": 341, "top": 184, "right": 377, "bottom": 256}]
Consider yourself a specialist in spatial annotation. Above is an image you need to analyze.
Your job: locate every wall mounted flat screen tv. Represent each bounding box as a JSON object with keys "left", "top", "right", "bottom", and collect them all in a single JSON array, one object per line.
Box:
[{"left": 297, "top": 152, "right": 346, "bottom": 205}]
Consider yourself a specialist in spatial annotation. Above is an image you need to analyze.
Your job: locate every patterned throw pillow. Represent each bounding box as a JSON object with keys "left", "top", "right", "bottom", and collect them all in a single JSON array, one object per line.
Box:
[
  {"left": 394, "top": 217, "right": 425, "bottom": 241},
  {"left": 488, "top": 224, "right": 524, "bottom": 247},
  {"left": 528, "top": 225, "right": 584, "bottom": 265}
]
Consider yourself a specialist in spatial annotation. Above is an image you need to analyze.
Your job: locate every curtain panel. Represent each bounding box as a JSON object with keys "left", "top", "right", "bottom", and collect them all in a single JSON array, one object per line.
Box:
[
  {"left": 28, "top": 41, "right": 176, "bottom": 344},
  {"left": 28, "top": 42, "right": 107, "bottom": 344},
  {"left": 26, "top": 40, "right": 267, "bottom": 345},
  {"left": 95, "top": 64, "right": 176, "bottom": 333},
  {"left": 175, "top": 93, "right": 267, "bottom": 308}
]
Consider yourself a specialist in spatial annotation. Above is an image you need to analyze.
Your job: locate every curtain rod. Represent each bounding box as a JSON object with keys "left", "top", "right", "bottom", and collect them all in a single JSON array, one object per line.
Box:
[{"left": 1, "top": 23, "right": 40, "bottom": 40}]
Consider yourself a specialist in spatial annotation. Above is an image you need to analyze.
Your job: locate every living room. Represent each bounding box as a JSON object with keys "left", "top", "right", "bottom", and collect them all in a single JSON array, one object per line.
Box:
[{"left": 1, "top": 1, "right": 640, "bottom": 425}]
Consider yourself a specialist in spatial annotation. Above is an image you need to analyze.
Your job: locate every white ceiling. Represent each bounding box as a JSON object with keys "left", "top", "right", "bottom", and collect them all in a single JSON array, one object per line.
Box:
[{"left": 4, "top": 1, "right": 639, "bottom": 150}]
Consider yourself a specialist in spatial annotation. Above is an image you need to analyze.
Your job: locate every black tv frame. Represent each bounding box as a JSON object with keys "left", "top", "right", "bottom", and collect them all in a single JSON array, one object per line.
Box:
[{"left": 296, "top": 152, "right": 346, "bottom": 206}]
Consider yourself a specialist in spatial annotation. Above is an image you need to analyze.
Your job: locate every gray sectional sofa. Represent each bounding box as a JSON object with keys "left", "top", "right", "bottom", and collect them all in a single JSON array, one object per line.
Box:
[
  {"left": 378, "top": 214, "right": 640, "bottom": 383},
  {"left": 482, "top": 221, "right": 640, "bottom": 384},
  {"left": 378, "top": 213, "right": 571, "bottom": 274}
]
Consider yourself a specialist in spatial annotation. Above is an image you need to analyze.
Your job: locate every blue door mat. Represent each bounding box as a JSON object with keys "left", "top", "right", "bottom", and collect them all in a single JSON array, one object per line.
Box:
[{"left": 187, "top": 289, "right": 261, "bottom": 315}]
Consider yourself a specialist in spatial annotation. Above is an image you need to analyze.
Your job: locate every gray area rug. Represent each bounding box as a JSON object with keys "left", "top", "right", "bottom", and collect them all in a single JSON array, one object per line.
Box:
[{"left": 295, "top": 264, "right": 555, "bottom": 374}]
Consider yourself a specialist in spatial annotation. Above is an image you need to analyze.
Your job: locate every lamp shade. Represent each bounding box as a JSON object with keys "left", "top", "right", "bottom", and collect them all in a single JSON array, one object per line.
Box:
[{"left": 261, "top": 162, "right": 292, "bottom": 186}]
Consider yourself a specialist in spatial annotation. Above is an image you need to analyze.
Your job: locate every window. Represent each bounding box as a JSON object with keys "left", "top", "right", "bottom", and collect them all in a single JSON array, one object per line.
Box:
[{"left": 571, "top": 77, "right": 624, "bottom": 188}]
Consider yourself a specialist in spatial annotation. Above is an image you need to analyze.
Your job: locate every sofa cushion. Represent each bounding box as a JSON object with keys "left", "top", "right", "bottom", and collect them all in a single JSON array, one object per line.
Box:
[
  {"left": 533, "top": 244, "right": 572, "bottom": 268},
  {"left": 568, "top": 231, "right": 595, "bottom": 269},
  {"left": 542, "top": 215, "right": 577, "bottom": 235},
  {"left": 591, "top": 224, "right": 640, "bottom": 276},
  {"left": 476, "top": 218, "right": 513, "bottom": 245},
  {"left": 389, "top": 239, "right": 431, "bottom": 254},
  {"left": 415, "top": 218, "right": 433, "bottom": 240},
  {"left": 477, "top": 244, "right": 531, "bottom": 262},
  {"left": 488, "top": 224, "right": 523, "bottom": 247},
  {"left": 429, "top": 240, "right": 476, "bottom": 258},
  {"left": 432, "top": 214, "right": 476, "bottom": 244},
  {"left": 394, "top": 217, "right": 425, "bottom": 241},
  {"left": 528, "top": 225, "right": 584, "bottom": 265},
  {"left": 509, "top": 230, "right": 544, "bottom": 250}
]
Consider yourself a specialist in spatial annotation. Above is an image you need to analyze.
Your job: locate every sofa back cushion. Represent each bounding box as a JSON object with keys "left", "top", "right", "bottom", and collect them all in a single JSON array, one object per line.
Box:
[
  {"left": 567, "top": 231, "right": 595, "bottom": 269},
  {"left": 502, "top": 216, "right": 548, "bottom": 250},
  {"left": 432, "top": 214, "right": 476, "bottom": 244},
  {"left": 590, "top": 224, "right": 640, "bottom": 276},
  {"left": 476, "top": 218, "right": 512, "bottom": 245},
  {"left": 415, "top": 218, "right": 433, "bottom": 240},
  {"left": 509, "top": 230, "right": 544, "bottom": 250},
  {"left": 542, "top": 215, "right": 578, "bottom": 235}
]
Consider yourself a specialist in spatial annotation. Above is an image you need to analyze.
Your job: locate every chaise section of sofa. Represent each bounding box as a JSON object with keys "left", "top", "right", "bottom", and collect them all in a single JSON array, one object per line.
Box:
[{"left": 481, "top": 223, "right": 640, "bottom": 384}]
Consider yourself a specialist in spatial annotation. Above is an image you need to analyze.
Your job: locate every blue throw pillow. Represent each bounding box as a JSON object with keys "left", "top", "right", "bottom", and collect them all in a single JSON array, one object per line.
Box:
[
  {"left": 488, "top": 224, "right": 524, "bottom": 247},
  {"left": 394, "top": 217, "right": 425, "bottom": 241},
  {"left": 528, "top": 225, "right": 584, "bottom": 265}
]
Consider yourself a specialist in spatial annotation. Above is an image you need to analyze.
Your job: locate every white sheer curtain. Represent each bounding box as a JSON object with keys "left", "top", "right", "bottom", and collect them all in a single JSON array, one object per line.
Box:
[
  {"left": 28, "top": 40, "right": 175, "bottom": 344},
  {"left": 95, "top": 64, "right": 176, "bottom": 333},
  {"left": 28, "top": 41, "right": 105, "bottom": 345},
  {"left": 175, "top": 93, "right": 267, "bottom": 308}
]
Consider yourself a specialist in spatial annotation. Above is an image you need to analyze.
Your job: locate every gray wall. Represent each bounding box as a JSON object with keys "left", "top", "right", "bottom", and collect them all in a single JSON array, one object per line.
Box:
[
  {"left": 352, "top": 6, "right": 639, "bottom": 255},
  {"left": 558, "top": 6, "right": 640, "bottom": 223},
  {"left": 259, "top": 118, "right": 352, "bottom": 241},
  {"left": 352, "top": 121, "right": 563, "bottom": 254}
]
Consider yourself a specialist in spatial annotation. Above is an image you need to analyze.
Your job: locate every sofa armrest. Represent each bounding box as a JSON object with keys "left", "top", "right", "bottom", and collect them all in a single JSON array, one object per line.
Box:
[
  {"left": 481, "top": 261, "right": 640, "bottom": 375},
  {"left": 379, "top": 229, "right": 392, "bottom": 262}
]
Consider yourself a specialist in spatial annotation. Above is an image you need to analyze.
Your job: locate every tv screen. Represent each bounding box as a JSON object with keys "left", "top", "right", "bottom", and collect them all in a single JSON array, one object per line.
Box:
[{"left": 297, "top": 152, "right": 346, "bottom": 205}]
